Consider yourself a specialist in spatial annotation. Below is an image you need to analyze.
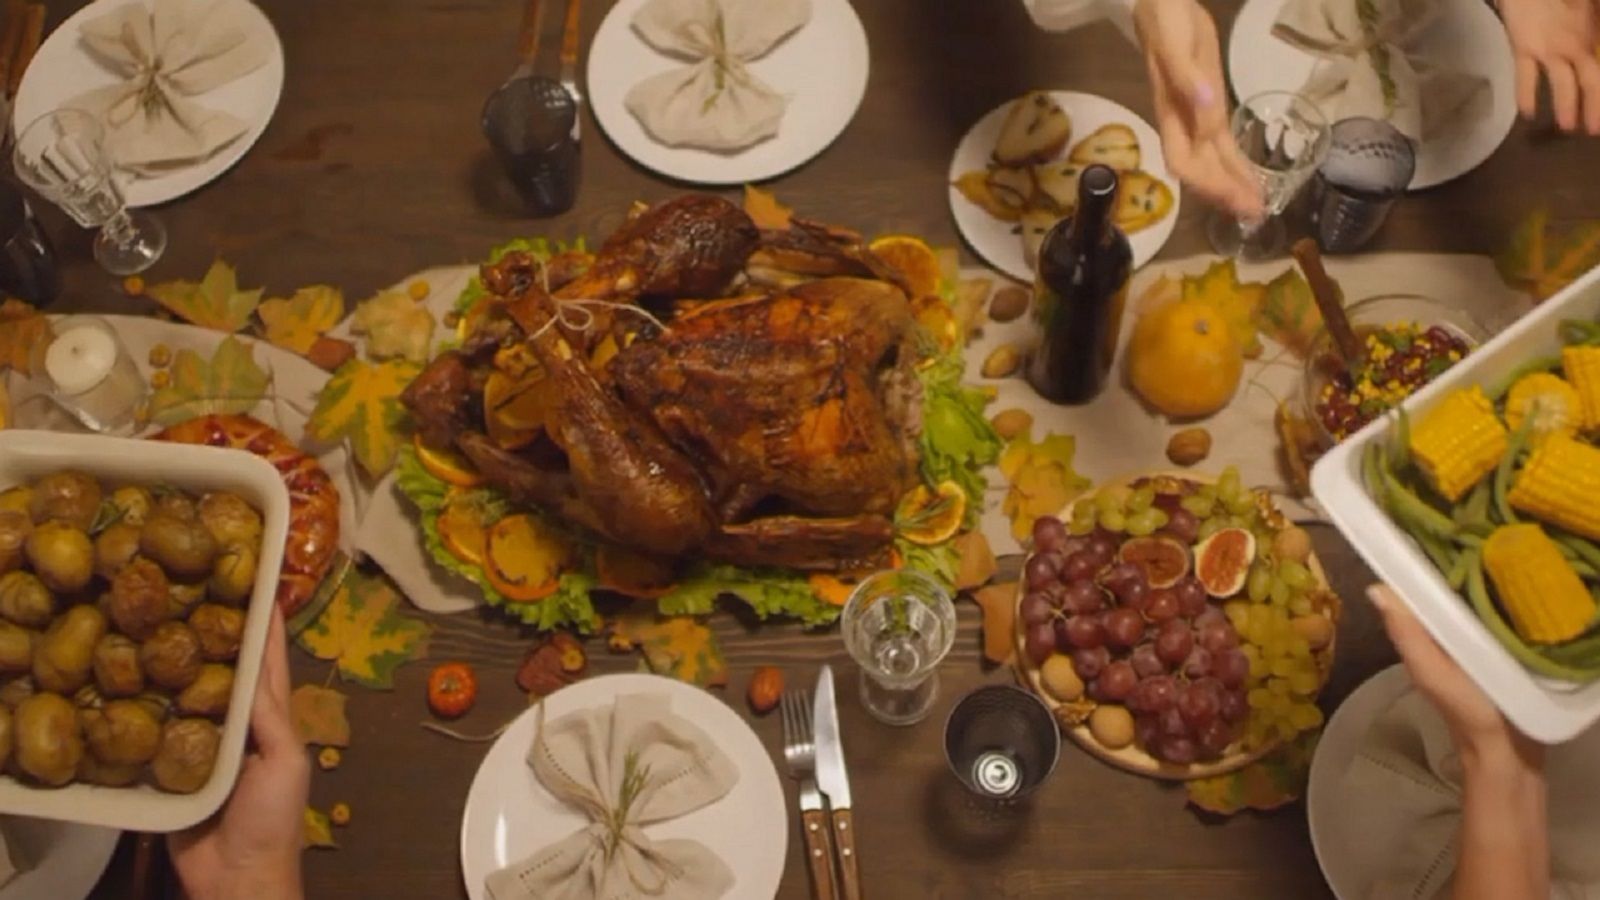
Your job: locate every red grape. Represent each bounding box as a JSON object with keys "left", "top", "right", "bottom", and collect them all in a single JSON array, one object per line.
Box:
[
  {"left": 1151, "top": 491, "right": 1183, "bottom": 515},
  {"left": 1174, "top": 578, "right": 1207, "bottom": 617},
  {"left": 1136, "top": 675, "right": 1178, "bottom": 714},
  {"left": 1119, "top": 580, "right": 1150, "bottom": 610},
  {"left": 1061, "top": 551, "right": 1099, "bottom": 583},
  {"left": 1024, "top": 553, "right": 1062, "bottom": 591},
  {"left": 1087, "top": 532, "right": 1119, "bottom": 563},
  {"left": 1059, "top": 535, "right": 1091, "bottom": 559},
  {"left": 1154, "top": 621, "right": 1194, "bottom": 666},
  {"left": 1160, "top": 508, "right": 1201, "bottom": 545},
  {"left": 1182, "top": 646, "right": 1213, "bottom": 680},
  {"left": 1061, "top": 580, "right": 1106, "bottom": 615},
  {"left": 1099, "top": 660, "right": 1138, "bottom": 702},
  {"left": 1103, "top": 608, "right": 1145, "bottom": 650},
  {"left": 1196, "top": 719, "right": 1234, "bottom": 758},
  {"left": 1219, "top": 689, "right": 1248, "bottom": 723},
  {"left": 1071, "top": 646, "right": 1110, "bottom": 680},
  {"left": 1100, "top": 562, "right": 1142, "bottom": 592},
  {"left": 1024, "top": 622, "right": 1056, "bottom": 666},
  {"left": 1160, "top": 707, "right": 1188, "bottom": 740},
  {"left": 1212, "top": 648, "right": 1250, "bottom": 688},
  {"left": 1161, "top": 737, "right": 1198, "bottom": 764},
  {"left": 1130, "top": 644, "right": 1164, "bottom": 679},
  {"left": 1063, "top": 614, "right": 1105, "bottom": 650},
  {"left": 1194, "top": 606, "right": 1228, "bottom": 631},
  {"left": 1199, "top": 621, "right": 1237, "bottom": 654},
  {"left": 1145, "top": 588, "right": 1180, "bottom": 624},
  {"left": 1178, "top": 681, "right": 1220, "bottom": 729},
  {"left": 1021, "top": 592, "right": 1056, "bottom": 626},
  {"left": 1032, "top": 516, "right": 1069, "bottom": 554},
  {"left": 1135, "top": 714, "right": 1162, "bottom": 750}
]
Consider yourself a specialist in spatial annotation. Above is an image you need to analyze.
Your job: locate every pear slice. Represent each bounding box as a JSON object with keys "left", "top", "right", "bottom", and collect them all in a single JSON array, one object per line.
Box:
[
  {"left": 1116, "top": 171, "right": 1175, "bottom": 235},
  {"left": 985, "top": 166, "right": 1036, "bottom": 212},
  {"left": 994, "top": 92, "right": 1073, "bottom": 166},
  {"left": 1030, "top": 161, "right": 1085, "bottom": 215},
  {"left": 1068, "top": 123, "right": 1141, "bottom": 172}
]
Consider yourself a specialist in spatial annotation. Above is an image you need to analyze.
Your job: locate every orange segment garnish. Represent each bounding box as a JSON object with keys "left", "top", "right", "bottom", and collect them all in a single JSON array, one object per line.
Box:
[
  {"left": 869, "top": 235, "right": 943, "bottom": 299},
  {"left": 485, "top": 514, "right": 572, "bottom": 602},
  {"left": 413, "top": 434, "right": 485, "bottom": 488},
  {"left": 895, "top": 480, "right": 967, "bottom": 545},
  {"left": 436, "top": 489, "right": 492, "bottom": 567},
  {"left": 484, "top": 369, "right": 554, "bottom": 450}
]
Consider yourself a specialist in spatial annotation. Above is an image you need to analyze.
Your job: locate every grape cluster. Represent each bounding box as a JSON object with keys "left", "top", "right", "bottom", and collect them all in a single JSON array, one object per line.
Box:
[{"left": 1022, "top": 511, "right": 1250, "bottom": 765}]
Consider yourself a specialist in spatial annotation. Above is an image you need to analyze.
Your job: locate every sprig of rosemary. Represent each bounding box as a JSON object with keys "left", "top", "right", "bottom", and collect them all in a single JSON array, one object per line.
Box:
[{"left": 603, "top": 751, "right": 652, "bottom": 859}]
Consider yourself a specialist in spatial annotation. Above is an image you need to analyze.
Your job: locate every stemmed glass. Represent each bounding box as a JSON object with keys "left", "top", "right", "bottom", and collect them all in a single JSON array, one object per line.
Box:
[
  {"left": 13, "top": 109, "right": 166, "bottom": 275},
  {"left": 1208, "top": 91, "right": 1331, "bottom": 260},
  {"left": 841, "top": 569, "right": 956, "bottom": 726}
]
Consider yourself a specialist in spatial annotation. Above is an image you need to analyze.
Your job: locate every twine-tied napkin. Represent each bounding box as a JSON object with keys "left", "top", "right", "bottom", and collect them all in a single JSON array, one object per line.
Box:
[
  {"left": 69, "top": 0, "right": 269, "bottom": 175},
  {"left": 624, "top": 0, "right": 811, "bottom": 152},
  {"left": 484, "top": 692, "right": 740, "bottom": 900},
  {"left": 1273, "top": 0, "right": 1487, "bottom": 143},
  {"left": 1337, "top": 690, "right": 1600, "bottom": 899}
]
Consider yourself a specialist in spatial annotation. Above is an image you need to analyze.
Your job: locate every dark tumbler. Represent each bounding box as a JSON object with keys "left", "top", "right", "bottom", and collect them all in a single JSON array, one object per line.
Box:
[
  {"left": 944, "top": 685, "right": 1060, "bottom": 806},
  {"left": 0, "top": 179, "right": 59, "bottom": 306},
  {"left": 482, "top": 77, "right": 581, "bottom": 218}
]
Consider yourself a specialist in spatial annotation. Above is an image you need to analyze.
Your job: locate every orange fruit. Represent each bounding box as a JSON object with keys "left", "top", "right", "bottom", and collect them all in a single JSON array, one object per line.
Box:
[
  {"left": 895, "top": 480, "right": 967, "bottom": 545},
  {"left": 455, "top": 296, "right": 492, "bottom": 343},
  {"left": 1127, "top": 299, "right": 1244, "bottom": 418},
  {"left": 869, "top": 235, "right": 943, "bottom": 299},
  {"left": 413, "top": 434, "right": 485, "bottom": 488},
  {"left": 484, "top": 514, "right": 572, "bottom": 602},
  {"left": 484, "top": 369, "right": 553, "bottom": 450},
  {"left": 436, "top": 490, "right": 492, "bottom": 567}
]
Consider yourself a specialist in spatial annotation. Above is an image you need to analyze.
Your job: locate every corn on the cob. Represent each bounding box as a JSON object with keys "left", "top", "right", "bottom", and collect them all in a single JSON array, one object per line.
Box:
[
  {"left": 1504, "top": 372, "right": 1581, "bottom": 444},
  {"left": 1410, "top": 387, "right": 1508, "bottom": 501},
  {"left": 1509, "top": 433, "right": 1600, "bottom": 541},
  {"left": 1564, "top": 345, "right": 1600, "bottom": 432},
  {"left": 1481, "top": 523, "right": 1595, "bottom": 644}
]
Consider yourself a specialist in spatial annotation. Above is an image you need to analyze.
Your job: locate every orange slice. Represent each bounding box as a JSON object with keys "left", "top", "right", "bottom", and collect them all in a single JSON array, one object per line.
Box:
[
  {"left": 595, "top": 544, "right": 678, "bottom": 598},
  {"left": 413, "top": 434, "right": 485, "bottom": 488},
  {"left": 895, "top": 480, "right": 967, "bottom": 545},
  {"left": 808, "top": 549, "right": 905, "bottom": 606},
  {"left": 436, "top": 489, "right": 492, "bottom": 567},
  {"left": 484, "top": 369, "right": 553, "bottom": 450},
  {"left": 455, "top": 296, "right": 493, "bottom": 343},
  {"left": 485, "top": 514, "right": 572, "bottom": 602},
  {"left": 869, "top": 235, "right": 943, "bottom": 299}
]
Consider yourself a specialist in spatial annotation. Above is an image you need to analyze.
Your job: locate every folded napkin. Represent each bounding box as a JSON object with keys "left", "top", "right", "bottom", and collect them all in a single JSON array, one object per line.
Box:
[
  {"left": 68, "top": 0, "right": 269, "bottom": 175},
  {"left": 1273, "top": 0, "right": 1487, "bottom": 143},
  {"left": 624, "top": 0, "right": 811, "bottom": 152},
  {"left": 485, "top": 692, "right": 740, "bottom": 900},
  {"left": 1338, "top": 689, "right": 1600, "bottom": 899}
]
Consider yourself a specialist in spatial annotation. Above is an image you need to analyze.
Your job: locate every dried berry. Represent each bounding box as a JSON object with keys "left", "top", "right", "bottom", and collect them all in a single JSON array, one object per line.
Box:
[
  {"left": 989, "top": 408, "right": 1033, "bottom": 441},
  {"left": 317, "top": 747, "right": 342, "bottom": 771},
  {"left": 981, "top": 344, "right": 1021, "bottom": 379},
  {"left": 330, "top": 802, "right": 351, "bottom": 827},
  {"left": 747, "top": 667, "right": 783, "bottom": 715},
  {"left": 988, "top": 286, "right": 1030, "bottom": 322}
]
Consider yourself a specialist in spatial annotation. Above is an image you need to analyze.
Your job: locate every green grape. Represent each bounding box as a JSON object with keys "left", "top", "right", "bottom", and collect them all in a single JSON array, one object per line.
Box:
[
  {"left": 1149, "top": 508, "right": 1170, "bottom": 528},
  {"left": 1247, "top": 565, "right": 1273, "bottom": 603},
  {"left": 1124, "top": 513, "right": 1157, "bottom": 537},
  {"left": 1093, "top": 490, "right": 1120, "bottom": 515},
  {"left": 1288, "top": 637, "right": 1312, "bottom": 659},
  {"left": 1288, "top": 671, "right": 1320, "bottom": 696},
  {"left": 1197, "top": 518, "right": 1224, "bottom": 541},
  {"left": 1218, "top": 466, "right": 1241, "bottom": 498},
  {"left": 1223, "top": 601, "right": 1250, "bottom": 629},
  {"left": 1248, "top": 604, "right": 1273, "bottom": 635},
  {"left": 1270, "top": 657, "right": 1297, "bottom": 678},
  {"left": 1289, "top": 704, "right": 1324, "bottom": 730},
  {"left": 1195, "top": 483, "right": 1218, "bottom": 501},
  {"left": 1068, "top": 517, "right": 1096, "bottom": 536},
  {"left": 1098, "top": 510, "right": 1128, "bottom": 533},
  {"left": 1288, "top": 593, "right": 1314, "bottom": 616},
  {"left": 1279, "top": 560, "right": 1315, "bottom": 592},
  {"left": 1247, "top": 688, "right": 1272, "bottom": 709},
  {"left": 1275, "top": 719, "right": 1301, "bottom": 742},
  {"left": 1269, "top": 578, "right": 1293, "bottom": 607},
  {"left": 1224, "top": 492, "right": 1256, "bottom": 516},
  {"left": 1247, "top": 655, "right": 1268, "bottom": 681},
  {"left": 1180, "top": 494, "right": 1216, "bottom": 517},
  {"left": 1128, "top": 485, "right": 1155, "bottom": 512}
]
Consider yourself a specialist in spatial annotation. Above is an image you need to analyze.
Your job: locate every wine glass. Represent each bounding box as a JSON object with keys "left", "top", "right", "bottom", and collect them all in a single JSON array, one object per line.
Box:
[
  {"left": 13, "top": 109, "right": 166, "bottom": 275},
  {"left": 841, "top": 569, "right": 957, "bottom": 726},
  {"left": 1207, "top": 91, "right": 1331, "bottom": 260}
]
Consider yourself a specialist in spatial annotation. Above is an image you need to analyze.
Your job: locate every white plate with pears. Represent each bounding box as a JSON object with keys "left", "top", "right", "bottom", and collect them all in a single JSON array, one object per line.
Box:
[{"left": 948, "top": 91, "right": 1180, "bottom": 282}]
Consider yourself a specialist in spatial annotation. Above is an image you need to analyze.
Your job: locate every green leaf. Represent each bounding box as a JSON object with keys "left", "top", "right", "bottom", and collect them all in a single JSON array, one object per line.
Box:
[
  {"left": 307, "top": 359, "right": 420, "bottom": 477},
  {"left": 658, "top": 563, "right": 839, "bottom": 627},
  {"left": 147, "top": 336, "right": 271, "bottom": 426},
  {"left": 1257, "top": 268, "right": 1323, "bottom": 358},
  {"left": 918, "top": 354, "right": 1001, "bottom": 523},
  {"left": 297, "top": 569, "right": 431, "bottom": 689},
  {"left": 147, "top": 260, "right": 263, "bottom": 333}
]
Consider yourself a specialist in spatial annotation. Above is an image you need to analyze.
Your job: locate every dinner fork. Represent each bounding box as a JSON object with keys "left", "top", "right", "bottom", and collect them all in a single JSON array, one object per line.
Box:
[{"left": 780, "top": 689, "right": 838, "bottom": 900}]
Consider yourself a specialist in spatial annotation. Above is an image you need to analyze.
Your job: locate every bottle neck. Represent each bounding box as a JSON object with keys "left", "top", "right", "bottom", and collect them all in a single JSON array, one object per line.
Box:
[{"left": 1068, "top": 166, "right": 1118, "bottom": 249}]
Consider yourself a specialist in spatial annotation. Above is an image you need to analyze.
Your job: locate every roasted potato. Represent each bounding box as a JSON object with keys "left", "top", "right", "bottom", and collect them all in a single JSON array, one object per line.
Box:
[
  {"left": 152, "top": 718, "right": 219, "bottom": 794},
  {"left": 107, "top": 557, "right": 173, "bottom": 640},
  {"left": 82, "top": 699, "right": 162, "bottom": 766},
  {"left": 197, "top": 493, "right": 262, "bottom": 551},
  {"left": 140, "top": 622, "right": 202, "bottom": 691},
  {"left": 0, "top": 510, "right": 31, "bottom": 575},
  {"left": 169, "top": 580, "right": 207, "bottom": 618},
  {"left": 0, "top": 706, "right": 12, "bottom": 772},
  {"left": 0, "top": 623, "right": 33, "bottom": 676},
  {"left": 94, "top": 522, "right": 143, "bottom": 581},
  {"left": 175, "top": 665, "right": 233, "bottom": 719},
  {"left": 15, "top": 692, "right": 82, "bottom": 787},
  {"left": 152, "top": 492, "right": 197, "bottom": 522},
  {"left": 25, "top": 523, "right": 94, "bottom": 594},
  {"left": 34, "top": 605, "right": 107, "bottom": 694},
  {"left": 208, "top": 544, "right": 257, "bottom": 606},
  {"left": 27, "top": 472, "right": 102, "bottom": 531},
  {"left": 92, "top": 634, "right": 144, "bottom": 698},
  {"left": 76, "top": 754, "right": 142, "bottom": 787},
  {"left": 0, "top": 677, "right": 34, "bottom": 709},
  {"left": 107, "top": 486, "right": 153, "bottom": 528},
  {"left": 189, "top": 605, "right": 244, "bottom": 663},
  {"left": 0, "top": 487, "right": 31, "bottom": 518},
  {"left": 0, "top": 571, "right": 54, "bottom": 628},
  {"left": 140, "top": 515, "right": 217, "bottom": 581}
]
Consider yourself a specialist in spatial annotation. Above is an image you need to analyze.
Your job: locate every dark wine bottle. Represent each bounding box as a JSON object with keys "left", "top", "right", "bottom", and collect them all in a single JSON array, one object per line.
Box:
[{"left": 1026, "top": 164, "right": 1132, "bottom": 404}]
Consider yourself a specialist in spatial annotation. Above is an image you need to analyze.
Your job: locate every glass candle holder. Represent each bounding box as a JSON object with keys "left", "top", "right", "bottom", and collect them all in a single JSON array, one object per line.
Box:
[
  {"left": 840, "top": 569, "right": 956, "bottom": 726},
  {"left": 38, "top": 316, "right": 146, "bottom": 435}
]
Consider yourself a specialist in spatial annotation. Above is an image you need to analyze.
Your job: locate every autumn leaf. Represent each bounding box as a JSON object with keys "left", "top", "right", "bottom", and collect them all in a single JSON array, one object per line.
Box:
[
  {"left": 0, "top": 299, "right": 48, "bottom": 374},
  {"left": 1187, "top": 730, "right": 1319, "bottom": 815},
  {"left": 953, "top": 530, "right": 997, "bottom": 591},
  {"left": 1182, "top": 258, "right": 1266, "bottom": 357},
  {"left": 742, "top": 184, "right": 792, "bottom": 230},
  {"left": 1257, "top": 267, "right": 1323, "bottom": 357},
  {"left": 147, "top": 336, "right": 271, "bottom": 427},
  {"left": 607, "top": 605, "right": 727, "bottom": 687},
  {"left": 303, "top": 807, "right": 338, "bottom": 849},
  {"left": 307, "top": 359, "right": 420, "bottom": 477},
  {"left": 972, "top": 581, "right": 1017, "bottom": 665},
  {"left": 1496, "top": 208, "right": 1600, "bottom": 302},
  {"left": 998, "top": 432, "right": 1091, "bottom": 543},
  {"left": 147, "top": 260, "right": 263, "bottom": 332},
  {"left": 290, "top": 685, "right": 351, "bottom": 747},
  {"left": 351, "top": 289, "right": 435, "bottom": 363},
  {"left": 1132, "top": 273, "right": 1180, "bottom": 316},
  {"left": 258, "top": 285, "right": 345, "bottom": 355},
  {"left": 297, "top": 569, "right": 431, "bottom": 689}
]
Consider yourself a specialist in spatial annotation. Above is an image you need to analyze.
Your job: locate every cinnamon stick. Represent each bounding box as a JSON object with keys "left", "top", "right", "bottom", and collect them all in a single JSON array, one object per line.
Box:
[
  {"left": 1291, "top": 237, "right": 1362, "bottom": 370},
  {"left": 7, "top": 3, "right": 43, "bottom": 98}
]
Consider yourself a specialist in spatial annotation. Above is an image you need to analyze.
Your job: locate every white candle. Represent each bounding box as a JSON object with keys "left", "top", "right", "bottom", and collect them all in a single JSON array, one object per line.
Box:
[{"left": 45, "top": 323, "right": 117, "bottom": 396}]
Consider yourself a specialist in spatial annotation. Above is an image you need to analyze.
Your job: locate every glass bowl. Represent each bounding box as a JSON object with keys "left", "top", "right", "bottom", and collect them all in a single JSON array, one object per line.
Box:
[{"left": 1300, "top": 294, "right": 1488, "bottom": 448}]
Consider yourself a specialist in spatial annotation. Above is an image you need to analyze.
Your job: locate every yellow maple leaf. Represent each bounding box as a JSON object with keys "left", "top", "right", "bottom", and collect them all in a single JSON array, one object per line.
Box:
[
  {"left": 147, "top": 260, "right": 263, "bottom": 332},
  {"left": 0, "top": 299, "right": 49, "bottom": 374},
  {"left": 607, "top": 604, "right": 727, "bottom": 687},
  {"left": 1186, "top": 731, "right": 1319, "bottom": 815},
  {"left": 147, "top": 336, "right": 271, "bottom": 427},
  {"left": 303, "top": 807, "right": 338, "bottom": 849},
  {"left": 296, "top": 569, "right": 430, "bottom": 689},
  {"left": 742, "top": 184, "right": 792, "bottom": 230},
  {"left": 258, "top": 285, "right": 345, "bottom": 355},
  {"left": 307, "top": 359, "right": 420, "bottom": 477},
  {"left": 352, "top": 289, "right": 435, "bottom": 363},
  {"left": 289, "top": 684, "right": 351, "bottom": 747},
  {"left": 1257, "top": 268, "right": 1323, "bottom": 358},
  {"left": 1182, "top": 258, "right": 1265, "bottom": 357},
  {"left": 1497, "top": 207, "right": 1600, "bottom": 302},
  {"left": 999, "top": 432, "right": 1091, "bottom": 541}
]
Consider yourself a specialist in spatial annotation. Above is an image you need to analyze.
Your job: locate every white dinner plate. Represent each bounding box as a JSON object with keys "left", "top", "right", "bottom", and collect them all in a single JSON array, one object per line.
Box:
[
  {"left": 1226, "top": 0, "right": 1515, "bottom": 190},
  {"left": 0, "top": 819, "right": 119, "bottom": 900},
  {"left": 946, "top": 91, "right": 1181, "bottom": 282},
  {"left": 586, "top": 0, "right": 869, "bottom": 185},
  {"left": 13, "top": 0, "right": 285, "bottom": 208},
  {"left": 459, "top": 673, "right": 788, "bottom": 900}
]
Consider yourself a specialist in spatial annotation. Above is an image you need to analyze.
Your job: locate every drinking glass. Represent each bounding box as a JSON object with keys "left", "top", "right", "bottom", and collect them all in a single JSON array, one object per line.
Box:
[
  {"left": 943, "top": 685, "right": 1060, "bottom": 807},
  {"left": 1309, "top": 117, "right": 1417, "bottom": 254},
  {"left": 841, "top": 569, "right": 956, "bottom": 726},
  {"left": 13, "top": 109, "right": 166, "bottom": 275},
  {"left": 482, "top": 79, "right": 581, "bottom": 217},
  {"left": 0, "top": 177, "right": 58, "bottom": 305},
  {"left": 1208, "top": 91, "right": 1331, "bottom": 260},
  {"left": 36, "top": 316, "right": 146, "bottom": 435}
]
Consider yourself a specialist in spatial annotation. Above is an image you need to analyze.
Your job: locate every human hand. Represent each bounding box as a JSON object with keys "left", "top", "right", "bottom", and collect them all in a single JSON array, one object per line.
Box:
[
  {"left": 169, "top": 610, "right": 309, "bottom": 900},
  {"left": 1498, "top": 0, "right": 1600, "bottom": 134},
  {"left": 1132, "top": 0, "right": 1264, "bottom": 220}
]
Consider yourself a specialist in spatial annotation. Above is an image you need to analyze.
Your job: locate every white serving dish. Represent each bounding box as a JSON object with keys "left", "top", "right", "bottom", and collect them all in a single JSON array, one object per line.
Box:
[
  {"left": 1312, "top": 263, "right": 1600, "bottom": 744},
  {"left": 0, "top": 430, "right": 289, "bottom": 831}
]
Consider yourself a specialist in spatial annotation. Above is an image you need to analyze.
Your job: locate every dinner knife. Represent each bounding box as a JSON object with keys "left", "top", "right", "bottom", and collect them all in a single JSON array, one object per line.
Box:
[{"left": 813, "top": 665, "right": 862, "bottom": 900}]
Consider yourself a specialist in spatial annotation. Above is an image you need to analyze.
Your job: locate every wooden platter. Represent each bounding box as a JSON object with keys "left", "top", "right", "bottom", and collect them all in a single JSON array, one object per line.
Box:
[{"left": 1011, "top": 471, "right": 1341, "bottom": 781}]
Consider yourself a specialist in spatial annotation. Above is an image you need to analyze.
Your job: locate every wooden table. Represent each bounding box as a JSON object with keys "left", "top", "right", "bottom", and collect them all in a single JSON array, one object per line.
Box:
[{"left": 22, "top": 0, "right": 1590, "bottom": 896}]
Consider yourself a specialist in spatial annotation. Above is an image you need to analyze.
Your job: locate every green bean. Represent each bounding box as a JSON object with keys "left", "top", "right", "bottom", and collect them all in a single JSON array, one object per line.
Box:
[
  {"left": 1493, "top": 416, "right": 1533, "bottom": 525},
  {"left": 1454, "top": 480, "right": 1492, "bottom": 529},
  {"left": 1559, "top": 318, "right": 1600, "bottom": 347},
  {"left": 1388, "top": 408, "right": 1413, "bottom": 473},
  {"left": 1488, "top": 355, "right": 1563, "bottom": 401},
  {"left": 1447, "top": 549, "right": 1474, "bottom": 590},
  {"left": 1465, "top": 556, "right": 1600, "bottom": 682},
  {"left": 1556, "top": 531, "right": 1600, "bottom": 573},
  {"left": 1381, "top": 465, "right": 1459, "bottom": 540}
]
